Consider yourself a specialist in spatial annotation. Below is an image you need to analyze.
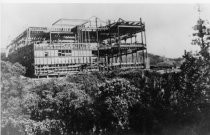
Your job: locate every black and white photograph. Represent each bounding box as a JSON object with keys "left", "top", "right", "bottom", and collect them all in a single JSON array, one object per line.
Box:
[{"left": 1, "top": 1, "right": 210, "bottom": 135}]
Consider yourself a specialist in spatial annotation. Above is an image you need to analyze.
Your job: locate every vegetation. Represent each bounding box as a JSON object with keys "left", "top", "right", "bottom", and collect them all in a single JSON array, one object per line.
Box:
[{"left": 1, "top": 19, "right": 209, "bottom": 135}]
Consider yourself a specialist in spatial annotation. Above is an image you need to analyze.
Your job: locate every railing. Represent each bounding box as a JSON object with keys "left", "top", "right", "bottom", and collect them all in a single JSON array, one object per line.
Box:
[
  {"left": 34, "top": 43, "right": 97, "bottom": 50},
  {"left": 98, "top": 43, "right": 145, "bottom": 50},
  {"left": 107, "top": 62, "right": 144, "bottom": 69}
]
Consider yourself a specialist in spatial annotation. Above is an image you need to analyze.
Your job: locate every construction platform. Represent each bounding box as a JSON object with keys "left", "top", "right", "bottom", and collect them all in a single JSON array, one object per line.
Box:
[{"left": 7, "top": 17, "right": 148, "bottom": 77}]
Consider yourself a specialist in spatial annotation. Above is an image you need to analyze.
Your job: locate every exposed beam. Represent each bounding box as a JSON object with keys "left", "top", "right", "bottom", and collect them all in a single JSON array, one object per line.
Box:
[{"left": 118, "top": 25, "right": 143, "bottom": 28}]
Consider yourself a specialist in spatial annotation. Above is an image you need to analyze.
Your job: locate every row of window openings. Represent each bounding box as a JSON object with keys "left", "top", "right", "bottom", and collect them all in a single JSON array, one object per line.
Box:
[
  {"left": 44, "top": 50, "right": 72, "bottom": 57},
  {"left": 36, "top": 64, "right": 78, "bottom": 67},
  {"left": 51, "top": 28, "right": 71, "bottom": 31},
  {"left": 35, "top": 62, "right": 97, "bottom": 68},
  {"left": 35, "top": 57, "right": 97, "bottom": 64},
  {"left": 35, "top": 60, "right": 97, "bottom": 65}
]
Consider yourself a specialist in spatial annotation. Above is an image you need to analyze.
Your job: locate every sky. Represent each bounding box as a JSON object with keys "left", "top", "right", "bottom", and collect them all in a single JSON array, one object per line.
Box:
[{"left": 1, "top": 3, "right": 210, "bottom": 58}]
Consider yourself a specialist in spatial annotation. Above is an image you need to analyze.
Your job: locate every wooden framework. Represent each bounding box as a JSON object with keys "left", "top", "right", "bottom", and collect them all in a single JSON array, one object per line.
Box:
[{"left": 7, "top": 17, "right": 148, "bottom": 77}]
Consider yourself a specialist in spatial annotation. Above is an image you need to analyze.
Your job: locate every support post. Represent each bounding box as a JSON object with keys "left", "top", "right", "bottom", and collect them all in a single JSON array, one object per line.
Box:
[
  {"left": 84, "top": 30, "right": 86, "bottom": 43},
  {"left": 126, "top": 50, "right": 127, "bottom": 64},
  {"left": 111, "top": 50, "right": 114, "bottom": 68},
  {"left": 118, "top": 26, "right": 121, "bottom": 67},
  {"left": 95, "top": 17, "right": 99, "bottom": 70},
  {"left": 116, "top": 54, "right": 118, "bottom": 63},
  {"left": 140, "top": 18, "right": 144, "bottom": 45},
  {"left": 135, "top": 35, "right": 136, "bottom": 43},
  {"left": 142, "top": 50, "right": 145, "bottom": 67},
  {"left": 50, "top": 32, "right": 51, "bottom": 45},
  {"left": 81, "top": 30, "right": 83, "bottom": 43},
  {"left": 140, "top": 18, "right": 146, "bottom": 68},
  {"left": 26, "top": 28, "right": 29, "bottom": 45},
  {"left": 136, "top": 51, "right": 138, "bottom": 67},
  {"left": 88, "top": 31, "right": 90, "bottom": 43},
  {"left": 77, "top": 27, "right": 80, "bottom": 43},
  {"left": 132, "top": 52, "right": 134, "bottom": 63},
  {"left": 144, "top": 25, "right": 148, "bottom": 68},
  {"left": 28, "top": 28, "right": 30, "bottom": 44}
]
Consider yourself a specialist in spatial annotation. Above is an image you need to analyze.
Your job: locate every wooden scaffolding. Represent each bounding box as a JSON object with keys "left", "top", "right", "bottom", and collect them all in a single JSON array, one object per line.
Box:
[{"left": 7, "top": 17, "right": 148, "bottom": 77}]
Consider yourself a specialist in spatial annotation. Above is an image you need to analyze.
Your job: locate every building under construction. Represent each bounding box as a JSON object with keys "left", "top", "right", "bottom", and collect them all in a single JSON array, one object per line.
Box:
[{"left": 7, "top": 17, "right": 148, "bottom": 77}]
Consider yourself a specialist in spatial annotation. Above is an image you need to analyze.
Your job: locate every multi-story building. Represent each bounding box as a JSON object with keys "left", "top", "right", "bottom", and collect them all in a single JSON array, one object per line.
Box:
[{"left": 7, "top": 17, "right": 148, "bottom": 77}]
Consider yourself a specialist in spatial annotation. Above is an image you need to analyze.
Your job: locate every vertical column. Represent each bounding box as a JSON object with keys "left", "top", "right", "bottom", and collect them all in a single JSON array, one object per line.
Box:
[
  {"left": 136, "top": 51, "right": 138, "bottom": 67},
  {"left": 126, "top": 50, "right": 127, "bottom": 64},
  {"left": 135, "top": 35, "right": 136, "bottom": 43},
  {"left": 90, "top": 56, "right": 91, "bottom": 66},
  {"left": 77, "top": 27, "right": 79, "bottom": 43},
  {"left": 111, "top": 50, "right": 113, "bottom": 68},
  {"left": 134, "top": 52, "right": 137, "bottom": 67},
  {"left": 143, "top": 24, "right": 148, "bottom": 68},
  {"left": 28, "top": 28, "right": 31, "bottom": 44},
  {"left": 116, "top": 54, "right": 118, "bottom": 63},
  {"left": 108, "top": 54, "right": 110, "bottom": 69},
  {"left": 104, "top": 54, "right": 107, "bottom": 68},
  {"left": 88, "top": 31, "right": 90, "bottom": 43},
  {"left": 26, "top": 29, "right": 29, "bottom": 45},
  {"left": 118, "top": 26, "right": 121, "bottom": 67},
  {"left": 50, "top": 32, "right": 52, "bottom": 45},
  {"left": 81, "top": 30, "right": 83, "bottom": 43},
  {"left": 95, "top": 17, "right": 100, "bottom": 70},
  {"left": 142, "top": 50, "right": 145, "bottom": 68},
  {"left": 140, "top": 18, "right": 145, "bottom": 68},
  {"left": 140, "top": 18, "right": 144, "bottom": 45},
  {"left": 84, "top": 30, "right": 87, "bottom": 43},
  {"left": 132, "top": 52, "right": 134, "bottom": 64},
  {"left": 109, "top": 20, "right": 111, "bottom": 69}
]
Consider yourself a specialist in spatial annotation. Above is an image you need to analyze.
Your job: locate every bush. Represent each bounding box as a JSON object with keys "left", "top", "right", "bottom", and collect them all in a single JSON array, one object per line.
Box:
[
  {"left": 25, "top": 80, "right": 95, "bottom": 135},
  {"left": 94, "top": 78, "right": 140, "bottom": 133},
  {"left": 1, "top": 61, "right": 27, "bottom": 135},
  {"left": 66, "top": 73, "right": 105, "bottom": 99}
]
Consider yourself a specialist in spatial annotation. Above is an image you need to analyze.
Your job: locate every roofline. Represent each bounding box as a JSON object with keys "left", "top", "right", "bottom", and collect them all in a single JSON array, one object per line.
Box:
[{"left": 52, "top": 18, "right": 90, "bottom": 26}]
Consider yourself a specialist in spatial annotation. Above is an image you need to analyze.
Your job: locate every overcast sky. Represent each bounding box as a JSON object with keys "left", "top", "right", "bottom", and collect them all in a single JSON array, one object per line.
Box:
[{"left": 1, "top": 3, "right": 210, "bottom": 58}]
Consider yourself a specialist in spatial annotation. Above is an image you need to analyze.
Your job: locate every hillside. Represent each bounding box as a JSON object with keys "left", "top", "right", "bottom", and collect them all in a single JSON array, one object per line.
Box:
[{"left": 120, "top": 52, "right": 183, "bottom": 67}]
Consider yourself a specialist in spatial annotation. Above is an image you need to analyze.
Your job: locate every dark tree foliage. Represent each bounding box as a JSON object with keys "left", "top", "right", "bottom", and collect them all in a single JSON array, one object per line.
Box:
[
  {"left": 103, "top": 59, "right": 207, "bottom": 135},
  {"left": 94, "top": 78, "right": 140, "bottom": 133},
  {"left": 188, "top": 18, "right": 210, "bottom": 135},
  {"left": 1, "top": 52, "right": 8, "bottom": 61},
  {"left": 1, "top": 61, "right": 27, "bottom": 135},
  {"left": 25, "top": 80, "right": 95, "bottom": 135},
  {"left": 2, "top": 18, "right": 209, "bottom": 135},
  {"left": 66, "top": 72, "right": 106, "bottom": 99}
]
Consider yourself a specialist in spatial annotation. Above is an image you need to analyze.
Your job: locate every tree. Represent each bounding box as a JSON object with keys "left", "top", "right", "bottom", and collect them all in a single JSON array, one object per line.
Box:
[
  {"left": 1, "top": 61, "right": 28, "bottom": 135},
  {"left": 66, "top": 72, "right": 105, "bottom": 98},
  {"left": 191, "top": 18, "right": 210, "bottom": 81},
  {"left": 24, "top": 80, "right": 95, "bottom": 135},
  {"left": 190, "top": 17, "right": 210, "bottom": 134},
  {"left": 94, "top": 78, "right": 140, "bottom": 133},
  {"left": 1, "top": 52, "right": 8, "bottom": 61}
]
